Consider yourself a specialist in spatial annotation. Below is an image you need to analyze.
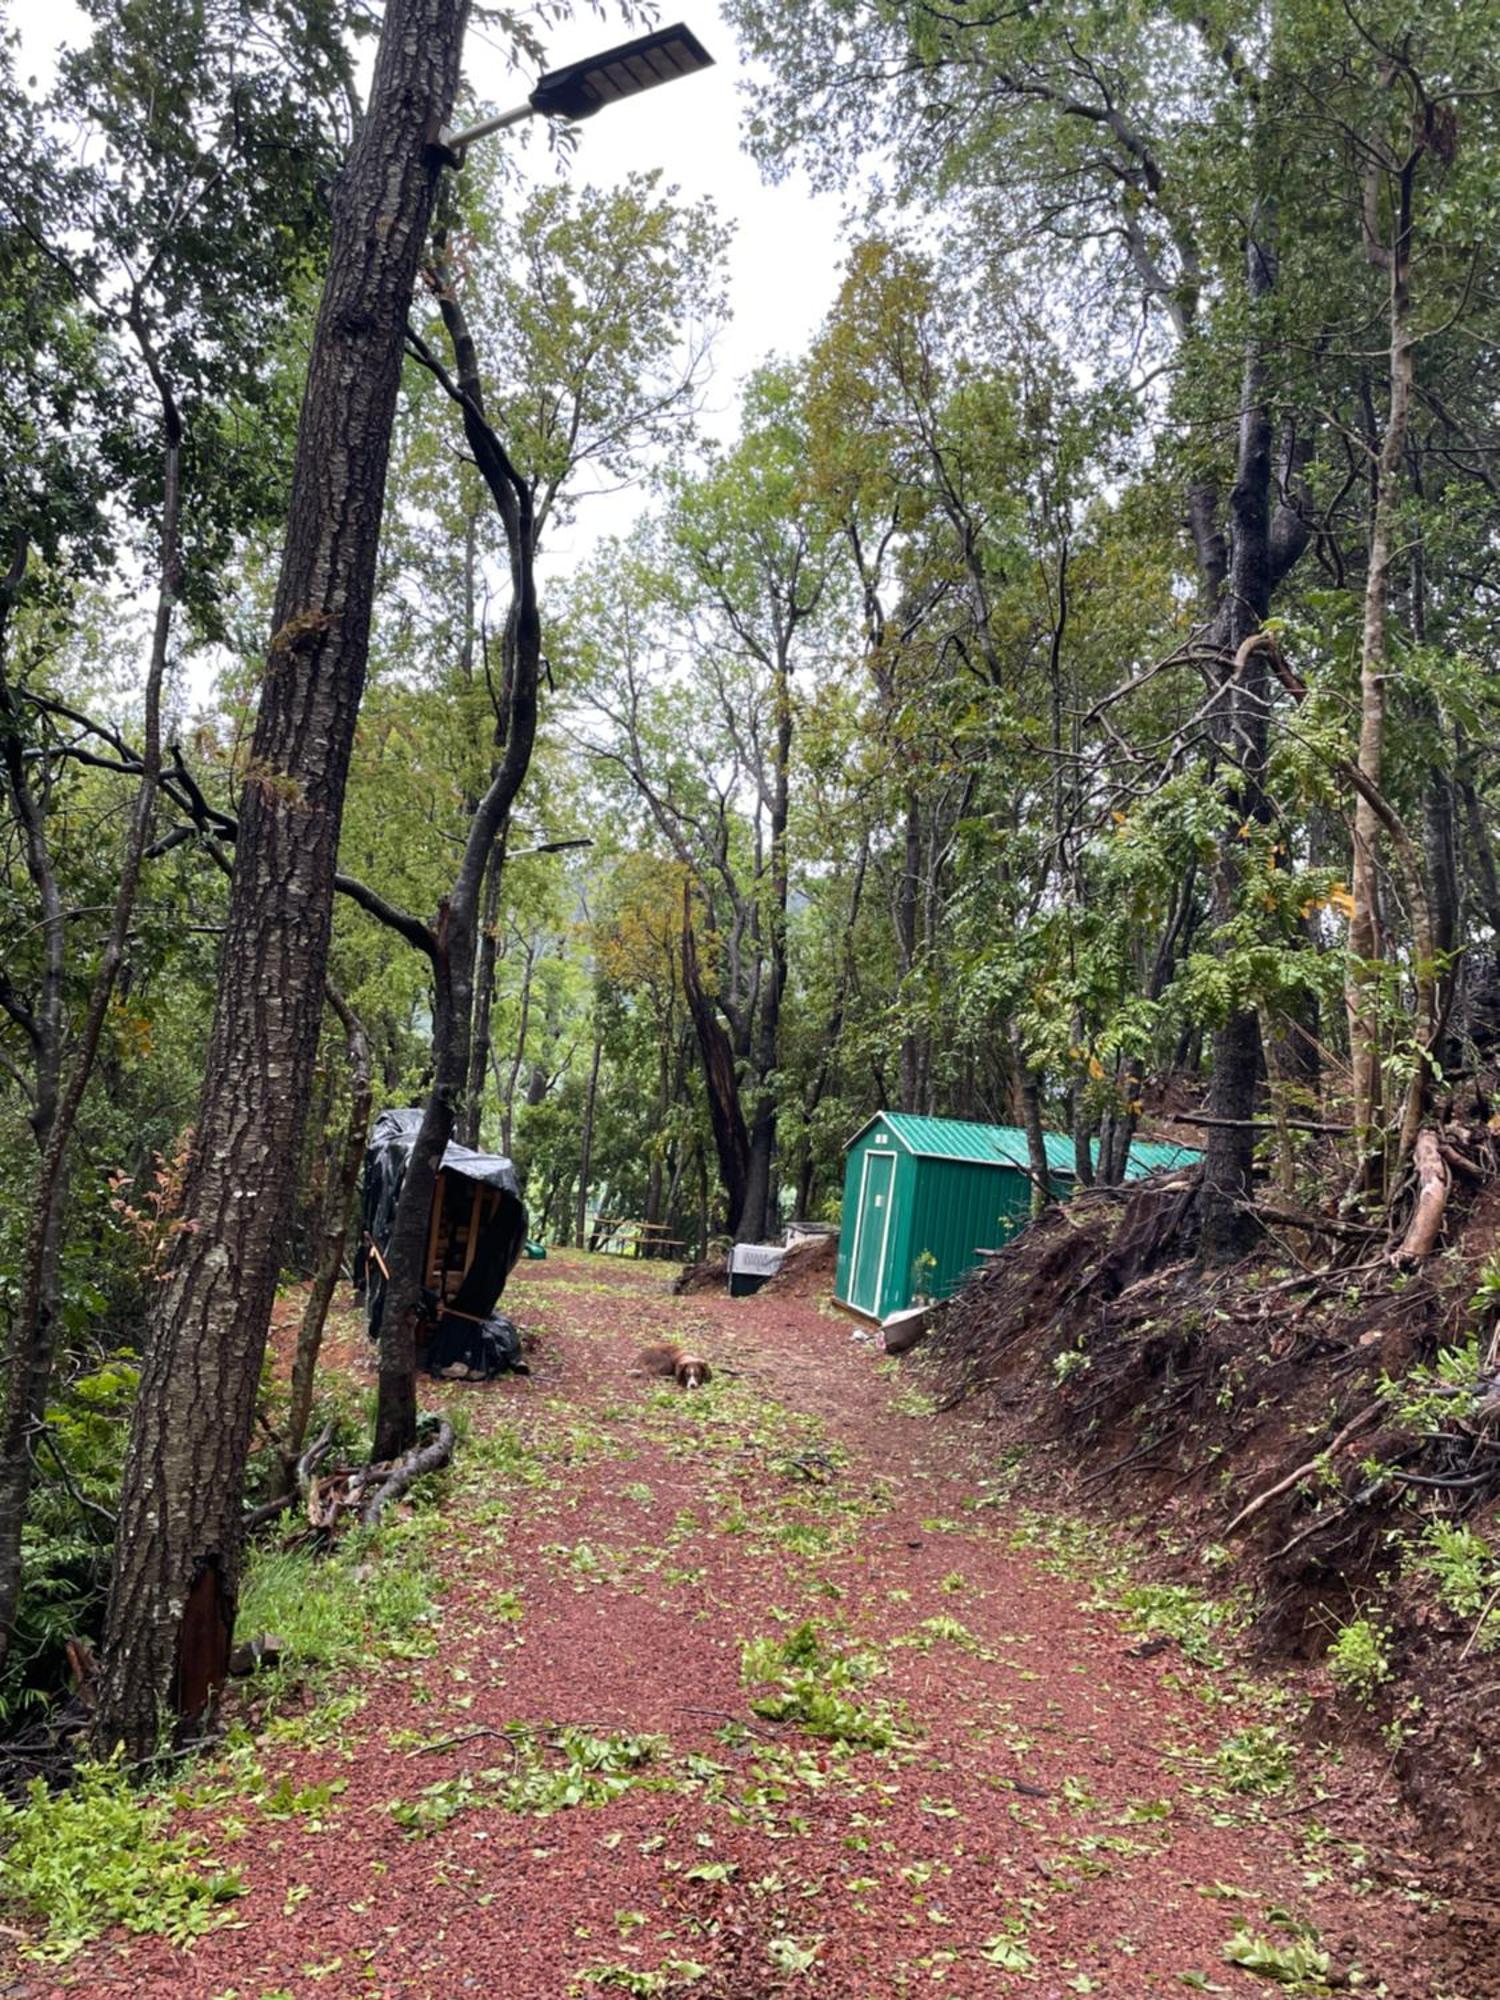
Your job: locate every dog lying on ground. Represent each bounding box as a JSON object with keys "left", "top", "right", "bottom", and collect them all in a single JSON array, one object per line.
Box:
[{"left": 639, "top": 1341, "right": 713, "bottom": 1389}]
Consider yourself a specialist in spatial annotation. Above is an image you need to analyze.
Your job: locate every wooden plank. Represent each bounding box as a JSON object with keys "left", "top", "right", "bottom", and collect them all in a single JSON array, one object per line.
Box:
[
  {"left": 425, "top": 1169, "right": 446, "bottom": 1293},
  {"left": 458, "top": 1179, "right": 484, "bottom": 1288}
]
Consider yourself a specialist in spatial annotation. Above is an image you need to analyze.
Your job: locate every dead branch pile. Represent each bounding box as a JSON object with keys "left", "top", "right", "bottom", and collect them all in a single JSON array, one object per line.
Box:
[{"left": 296, "top": 1416, "right": 455, "bottom": 1535}]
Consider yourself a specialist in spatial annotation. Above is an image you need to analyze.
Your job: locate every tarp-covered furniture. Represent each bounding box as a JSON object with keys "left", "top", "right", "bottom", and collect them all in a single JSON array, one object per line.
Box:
[{"left": 357, "top": 1109, "right": 529, "bottom": 1376}]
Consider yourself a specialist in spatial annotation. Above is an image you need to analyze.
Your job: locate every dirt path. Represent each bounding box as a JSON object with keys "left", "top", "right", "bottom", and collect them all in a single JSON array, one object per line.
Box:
[{"left": 33, "top": 1254, "right": 1450, "bottom": 1998}]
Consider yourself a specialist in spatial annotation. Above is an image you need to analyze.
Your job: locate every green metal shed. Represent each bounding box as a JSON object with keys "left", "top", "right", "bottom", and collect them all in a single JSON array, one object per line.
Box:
[{"left": 833, "top": 1112, "right": 1199, "bottom": 1322}]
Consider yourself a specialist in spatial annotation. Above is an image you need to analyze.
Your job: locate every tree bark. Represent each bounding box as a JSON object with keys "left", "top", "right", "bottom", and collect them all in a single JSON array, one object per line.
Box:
[
  {"left": 1347, "top": 137, "right": 1420, "bottom": 1193},
  {"left": 738, "top": 658, "right": 793, "bottom": 1245},
  {"left": 1198, "top": 210, "right": 1279, "bottom": 1262},
  {"left": 460, "top": 835, "right": 505, "bottom": 1148},
  {"left": 576, "top": 1035, "right": 603, "bottom": 1249},
  {"left": 95, "top": 0, "right": 470, "bottom": 1758},
  {"left": 372, "top": 235, "right": 543, "bottom": 1461},
  {"left": 682, "top": 882, "right": 750, "bottom": 1237},
  {"left": 285, "top": 989, "right": 372, "bottom": 1469}
]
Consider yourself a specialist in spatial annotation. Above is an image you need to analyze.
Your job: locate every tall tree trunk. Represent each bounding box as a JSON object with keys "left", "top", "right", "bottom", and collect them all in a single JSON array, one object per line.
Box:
[
  {"left": 682, "top": 883, "right": 750, "bottom": 1237},
  {"left": 737, "top": 656, "right": 793, "bottom": 1245},
  {"left": 1347, "top": 140, "right": 1420, "bottom": 1192},
  {"left": 373, "top": 232, "right": 543, "bottom": 1461},
  {"left": 95, "top": 0, "right": 470, "bottom": 1757},
  {"left": 1198, "top": 210, "right": 1279, "bottom": 1262},
  {"left": 500, "top": 934, "right": 536, "bottom": 1155},
  {"left": 286, "top": 990, "right": 372, "bottom": 1469},
  {"left": 1010, "top": 1023, "right": 1052, "bottom": 1219},
  {"left": 460, "top": 835, "right": 505, "bottom": 1147},
  {"left": 576, "top": 1035, "right": 603, "bottom": 1249},
  {"left": 897, "top": 791, "right": 921, "bottom": 1110}
]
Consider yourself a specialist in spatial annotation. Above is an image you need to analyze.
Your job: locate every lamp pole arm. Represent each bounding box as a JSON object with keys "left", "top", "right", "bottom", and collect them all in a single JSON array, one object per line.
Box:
[{"left": 438, "top": 100, "right": 536, "bottom": 156}]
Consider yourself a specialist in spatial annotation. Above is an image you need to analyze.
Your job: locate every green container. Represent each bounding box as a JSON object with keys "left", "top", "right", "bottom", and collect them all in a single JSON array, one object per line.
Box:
[{"left": 833, "top": 1113, "right": 1198, "bottom": 1322}]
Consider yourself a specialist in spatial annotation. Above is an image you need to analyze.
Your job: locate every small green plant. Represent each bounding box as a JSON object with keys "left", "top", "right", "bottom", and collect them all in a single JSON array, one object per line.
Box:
[
  {"left": 1410, "top": 1519, "right": 1500, "bottom": 1634},
  {"left": 1115, "top": 1581, "right": 1238, "bottom": 1668},
  {"left": 740, "top": 1622, "right": 894, "bottom": 1747},
  {"left": 1213, "top": 1724, "right": 1295, "bottom": 1796},
  {"left": 1326, "top": 1615, "right": 1393, "bottom": 1704},
  {"left": 1222, "top": 1924, "right": 1331, "bottom": 1987},
  {"left": 0, "top": 1758, "right": 245, "bottom": 1962},
  {"left": 389, "top": 1726, "right": 672, "bottom": 1835},
  {"left": 1051, "top": 1344, "right": 1091, "bottom": 1384}
]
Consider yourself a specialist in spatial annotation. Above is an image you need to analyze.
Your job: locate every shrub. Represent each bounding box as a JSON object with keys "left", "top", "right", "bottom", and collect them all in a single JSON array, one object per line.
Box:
[{"left": 1327, "top": 1616, "right": 1393, "bottom": 1704}]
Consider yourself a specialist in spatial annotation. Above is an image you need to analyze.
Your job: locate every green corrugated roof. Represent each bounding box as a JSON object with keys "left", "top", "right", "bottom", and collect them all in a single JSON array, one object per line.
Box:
[{"left": 849, "top": 1112, "right": 1198, "bottom": 1180}]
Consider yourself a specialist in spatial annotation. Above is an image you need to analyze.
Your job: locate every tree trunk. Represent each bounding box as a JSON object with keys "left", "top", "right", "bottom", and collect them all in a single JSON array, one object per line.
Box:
[
  {"left": 897, "top": 791, "right": 921, "bottom": 1111},
  {"left": 1198, "top": 211, "right": 1279, "bottom": 1262},
  {"left": 373, "top": 230, "right": 543, "bottom": 1461},
  {"left": 286, "top": 990, "right": 372, "bottom": 1469},
  {"left": 682, "top": 883, "right": 750, "bottom": 1236},
  {"left": 460, "top": 833, "right": 504, "bottom": 1147},
  {"left": 1011, "top": 1024, "right": 1052, "bottom": 1219},
  {"left": 576, "top": 1035, "right": 603, "bottom": 1249},
  {"left": 500, "top": 935, "right": 536, "bottom": 1155},
  {"left": 737, "top": 656, "right": 793, "bottom": 1245},
  {"left": 95, "top": 0, "right": 470, "bottom": 1758},
  {"left": 1347, "top": 144, "right": 1419, "bottom": 1195}
]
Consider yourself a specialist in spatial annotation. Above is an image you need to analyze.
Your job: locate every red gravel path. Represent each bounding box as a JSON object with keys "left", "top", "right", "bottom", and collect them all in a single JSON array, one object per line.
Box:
[{"left": 19, "top": 1255, "right": 1447, "bottom": 1998}]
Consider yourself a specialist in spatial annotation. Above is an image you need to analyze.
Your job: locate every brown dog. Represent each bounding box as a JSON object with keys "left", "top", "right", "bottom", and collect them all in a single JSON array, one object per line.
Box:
[{"left": 639, "top": 1341, "right": 713, "bottom": 1390}]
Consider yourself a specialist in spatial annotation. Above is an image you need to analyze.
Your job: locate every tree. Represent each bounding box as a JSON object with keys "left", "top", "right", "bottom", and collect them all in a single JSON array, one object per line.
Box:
[
  {"left": 0, "top": 0, "right": 352, "bottom": 1671},
  {"left": 94, "top": 0, "right": 471, "bottom": 1757}
]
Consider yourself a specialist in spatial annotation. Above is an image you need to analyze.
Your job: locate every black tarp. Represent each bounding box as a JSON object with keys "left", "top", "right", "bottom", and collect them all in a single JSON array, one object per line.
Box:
[{"left": 357, "top": 1109, "right": 527, "bottom": 1343}]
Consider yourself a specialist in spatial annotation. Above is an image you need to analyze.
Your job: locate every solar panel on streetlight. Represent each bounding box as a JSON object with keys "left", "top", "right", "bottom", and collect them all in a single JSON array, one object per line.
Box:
[
  {"left": 437, "top": 23, "right": 714, "bottom": 160},
  {"left": 528, "top": 23, "right": 715, "bottom": 121}
]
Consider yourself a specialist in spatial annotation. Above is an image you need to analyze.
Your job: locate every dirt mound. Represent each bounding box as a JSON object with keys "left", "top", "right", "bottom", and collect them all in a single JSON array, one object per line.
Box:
[
  {"left": 672, "top": 1256, "right": 727, "bottom": 1296},
  {"left": 762, "top": 1232, "right": 837, "bottom": 1298}
]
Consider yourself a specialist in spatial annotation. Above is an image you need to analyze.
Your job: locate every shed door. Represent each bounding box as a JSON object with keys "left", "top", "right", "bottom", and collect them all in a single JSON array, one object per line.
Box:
[{"left": 850, "top": 1151, "right": 896, "bottom": 1314}]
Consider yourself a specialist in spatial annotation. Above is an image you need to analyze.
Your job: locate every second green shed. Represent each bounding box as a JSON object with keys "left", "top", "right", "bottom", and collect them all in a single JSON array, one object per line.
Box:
[{"left": 833, "top": 1112, "right": 1199, "bottom": 1322}]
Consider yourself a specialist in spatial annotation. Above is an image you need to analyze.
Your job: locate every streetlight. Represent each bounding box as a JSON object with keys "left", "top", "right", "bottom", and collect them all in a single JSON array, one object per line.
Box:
[{"left": 435, "top": 23, "right": 715, "bottom": 164}]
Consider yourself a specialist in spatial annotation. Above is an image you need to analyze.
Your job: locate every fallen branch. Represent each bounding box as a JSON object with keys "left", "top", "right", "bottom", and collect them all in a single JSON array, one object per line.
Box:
[
  {"left": 1252, "top": 1203, "right": 1383, "bottom": 1241},
  {"left": 1163, "top": 1112, "right": 1354, "bottom": 1135},
  {"left": 1223, "top": 1401, "right": 1383, "bottom": 1538},
  {"left": 360, "top": 1417, "right": 455, "bottom": 1527}
]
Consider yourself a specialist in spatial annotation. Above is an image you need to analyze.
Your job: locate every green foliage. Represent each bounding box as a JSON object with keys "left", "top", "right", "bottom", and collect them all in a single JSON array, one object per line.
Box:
[
  {"left": 1410, "top": 1521, "right": 1500, "bottom": 1639},
  {"left": 1326, "top": 1617, "right": 1394, "bottom": 1704},
  {"left": 235, "top": 1526, "right": 439, "bottom": 1685},
  {"left": 388, "top": 1726, "right": 670, "bottom": 1834},
  {"left": 0, "top": 1758, "right": 245, "bottom": 1962},
  {"left": 1213, "top": 1725, "right": 1296, "bottom": 1797},
  {"left": 2, "top": 1359, "right": 135, "bottom": 1726},
  {"left": 740, "top": 1620, "right": 894, "bottom": 1747},
  {"left": 1221, "top": 1924, "right": 1331, "bottom": 1989}
]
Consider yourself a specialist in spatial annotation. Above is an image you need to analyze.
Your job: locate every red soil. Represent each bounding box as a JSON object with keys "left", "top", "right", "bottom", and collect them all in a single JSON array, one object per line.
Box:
[{"left": 16, "top": 1255, "right": 1447, "bottom": 1998}]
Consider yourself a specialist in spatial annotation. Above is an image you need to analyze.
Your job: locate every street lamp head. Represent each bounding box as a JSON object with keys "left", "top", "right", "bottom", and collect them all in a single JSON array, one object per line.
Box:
[
  {"left": 527, "top": 23, "right": 715, "bottom": 122},
  {"left": 433, "top": 23, "right": 713, "bottom": 165}
]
